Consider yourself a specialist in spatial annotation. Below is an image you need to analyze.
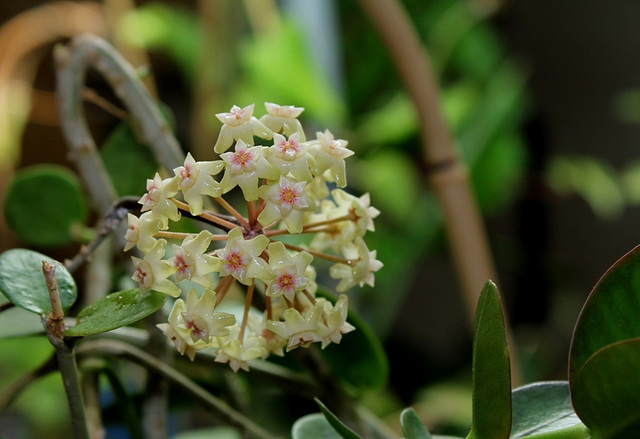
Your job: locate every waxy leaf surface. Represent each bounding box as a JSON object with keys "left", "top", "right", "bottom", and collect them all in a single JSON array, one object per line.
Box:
[
  {"left": 569, "top": 243, "right": 640, "bottom": 381},
  {"left": 467, "top": 281, "right": 511, "bottom": 439},
  {"left": 0, "top": 249, "right": 77, "bottom": 314},
  {"left": 292, "top": 413, "right": 345, "bottom": 439},
  {"left": 4, "top": 165, "right": 87, "bottom": 247},
  {"left": 64, "top": 289, "right": 165, "bottom": 337},
  {"left": 511, "top": 381, "right": 585, "bottom": 438},
  {"left": 401, "top": 408, "right": 432, "bottom": 439},
  {"left": 571, "top": 339, "right": 640, "bottom": 438}
]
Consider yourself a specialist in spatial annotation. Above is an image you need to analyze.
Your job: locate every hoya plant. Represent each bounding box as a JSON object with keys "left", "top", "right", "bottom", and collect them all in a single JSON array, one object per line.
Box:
[
  {"left": 2, "top": 1, "right": 640, "bottom": 438},
  {"left": 0, "top": 30, "right": 387, "bottom": 438}
]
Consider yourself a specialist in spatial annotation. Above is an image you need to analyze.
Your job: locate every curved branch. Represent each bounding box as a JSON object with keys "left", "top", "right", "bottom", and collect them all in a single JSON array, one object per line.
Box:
[
  {"left": 55, "top": 33, "right": 185, "bottom": 214},
  {"left": 75, "top": 339, "right": 282, "bottom": 439}
]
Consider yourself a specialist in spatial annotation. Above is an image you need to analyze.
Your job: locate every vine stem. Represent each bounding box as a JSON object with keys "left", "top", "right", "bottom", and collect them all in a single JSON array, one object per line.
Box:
[
  {"left": 75, "top": 339, "right": 282, "bottom": 439},
  {"left": 42, "top": 262, "right": 90, "bottom": 439},
  {"left": 357, "top": 0, "right": 521, "bottom": 386},
  {"left": 55, "top": 34, "right": 183, "bottom": 434},
  {"left": 55, "top": 34, "right": 185, "bottom": 213}
]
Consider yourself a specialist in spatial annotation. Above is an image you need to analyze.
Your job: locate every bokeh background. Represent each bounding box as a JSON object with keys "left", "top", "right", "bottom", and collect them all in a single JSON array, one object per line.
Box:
[{"left": 3, "top": 0, "right": 640, "bottom": 437}]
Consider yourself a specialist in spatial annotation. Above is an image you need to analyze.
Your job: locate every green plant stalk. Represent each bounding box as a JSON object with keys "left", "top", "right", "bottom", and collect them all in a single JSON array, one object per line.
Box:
[
  {"left": 75, "top": 338, "right": 282, "bottom": 439},
  {"left": 42, "top": 261, "right": 89, "bottom": 439},
  {"left": 356, "top": 0, "right": 521, "bottom": 386}
]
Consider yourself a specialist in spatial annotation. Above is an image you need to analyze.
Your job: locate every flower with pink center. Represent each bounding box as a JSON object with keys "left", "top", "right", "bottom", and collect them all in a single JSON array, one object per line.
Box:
[
  {"left": 168, "top": 231, "right": 218, "bottom": 288},
  {"left": 124, "top": 211, "right": 165, "bottom": 253},
  {"left": 138, "top": 173, "right": 180, "bottom": 222},
  {"left": 265, "top": 242, "right": 313, "bottom": 301},
  {"left": 267, "top": 302, "right": 324, "bottom": 351},
  {"left": 308, "top": 129, "right": 354, "bottom": 187},
  {"left": 173, "top": 153, "right": 224, "bottom": 215},
  {"left": 266, "top": 133, "right": 312, "bottom": 182},
  {"left": 317, "top": 295, "right": 355, "bottom": 349},
  {"left": 213, "top": 104, "right": 272, "bottom": 153},
  {"left": 258, "top": 176, "right": 316, "bottom": 233},
  {"left": 181, "top": 312, "right": 209, "bottom": 343},
  {"left": 330, "top": 237, "right": 384, "bottom": 292},
  {"left": 157, "top": 289, "right": 236, "bottom": 360},
  {"left": 218, "top": 249, "right": 251, "bottom": 280},
  {"left": 260, "top": 102, "right": 305, "bottom": 140},
  {"left": 214, "top": 324, "right": 267, "bottom": 372},
  {"left": 213, "top": 227, "right": 272, "bottom": 285},
  {"left": 171, "top": 249, "right": 194, "bottom": 282},
  {"left": 220, "top": 140, "right": 278, "bottom": 201},
  {"left": 131, "top": 239, "right": 180, "bottom": 297}
]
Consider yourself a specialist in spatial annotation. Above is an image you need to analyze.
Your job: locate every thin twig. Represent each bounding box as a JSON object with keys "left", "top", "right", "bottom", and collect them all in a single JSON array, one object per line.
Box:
[
  {"left": 75, "top": 339, "right": 283, "bottom": 439},
  {"left": 42, "top": 263, "right": 89, "bottom": 439},
  {"left": 64, "top": 196, "right": 140, "bottom": 273}
]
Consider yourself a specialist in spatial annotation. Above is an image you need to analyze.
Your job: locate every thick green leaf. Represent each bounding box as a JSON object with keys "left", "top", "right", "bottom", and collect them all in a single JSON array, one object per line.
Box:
[
  {"left": 467, "top": 281, "right": 511, "bottom": 439},
  {"left": 315, "top": 399, "right": 362, "bottom": 439},
  {"left": 511, "top": 381, "right": 585, "bottom": 438},
  {"left": 401, "top": 408, "right": 432, "bottom": 439},
  {"left": 317, "top": 288, "right": 389, "bottom": 390},
  {"left": 0, "top": 249, "right": 77, "bottom": 314},
  {"left": 4, "top": 165, "right": 87, "bottom": 247},
  {"left": 571, "top": 339, "right": 640, "bottom": 438},
  {"left": 292, "top": 413, "right": 345, "bottom": 439},
  {"left": 63, "top": 289, "right": 165, "bottom": 337},
  {"left": 101, "top": 122, "right": 159, "bottom": 197},
  {"left": 569, "top": 244, "right": 640, "bottom": 383}
]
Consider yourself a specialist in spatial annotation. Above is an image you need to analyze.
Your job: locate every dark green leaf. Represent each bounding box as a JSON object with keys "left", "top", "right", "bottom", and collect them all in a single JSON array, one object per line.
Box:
[
  {"left": 4, "top": 165, "right": 87, "bottom": 247},
  {"left": 571, "top": 339, "right": 640, "bottom": 438},
  {"left": 569, "top": 244, "right": 640, "bottom": 383},
  {"left": 401, "top": 408, "right": 432, "bottom": 439},
  {"left": 317, "top": 288, "right": 389, "bottom": 390},
  {"left": 511, "top": 381, "right": 586, "bottom": 438},
  {"left": 63, "top": 289, "right": 165, "bottom": 337},
  {"left": 468, "top": 281, "right": 511, "bottom": 439},
  {"left": 0, "top": 249, "right": 77, "bottom": 314},
  {"left": 292, "top": 413, "right": 345, "bottom": 439},
  {"left": 101, "top": 122, "right": 159, "bottom": 197},
  {"left": 315, "top": 399, "right": 362, "bottom": 439}
]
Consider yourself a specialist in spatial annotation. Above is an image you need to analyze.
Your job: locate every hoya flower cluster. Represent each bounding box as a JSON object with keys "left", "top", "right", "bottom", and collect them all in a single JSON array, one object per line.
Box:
[{"left": 125, "top": 103, "right": 382, "bottom": 372}]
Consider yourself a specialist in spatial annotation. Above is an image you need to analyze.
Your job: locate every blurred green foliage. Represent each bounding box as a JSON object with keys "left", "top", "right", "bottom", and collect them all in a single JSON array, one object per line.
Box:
[{"left": 1, "top": 0, "right": 534, "bottom": 436}]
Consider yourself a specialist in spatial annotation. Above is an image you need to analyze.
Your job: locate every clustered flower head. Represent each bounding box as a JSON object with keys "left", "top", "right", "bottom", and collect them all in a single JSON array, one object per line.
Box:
[{"left": 125, "top": 103, "right": 382, "bottom": 372}]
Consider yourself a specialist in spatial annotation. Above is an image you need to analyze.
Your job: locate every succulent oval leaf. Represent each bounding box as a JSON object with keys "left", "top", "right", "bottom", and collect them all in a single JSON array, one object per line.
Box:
[
  {"left": 0, "top": 249, "right": 77, "bottom": 314},
  {"left": 570, "top": 244, "right": 640, "bottom": 382},
  {"left": 4, "top": 165, "right": 87, "bottom": 247},
  {"left": 511, "top": 381, "right": 585, "bottom": 438},
  {"left": 63, "top": 289, "right": 165, "bottom": 337}
]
